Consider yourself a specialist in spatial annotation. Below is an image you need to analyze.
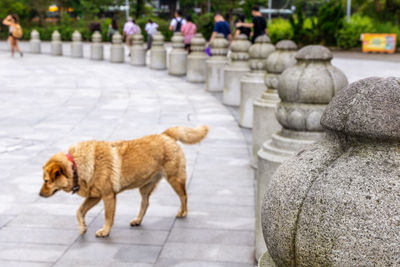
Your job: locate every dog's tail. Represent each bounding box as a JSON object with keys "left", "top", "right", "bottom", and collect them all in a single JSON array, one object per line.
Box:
[{"left": 163, "top": 125, "right": 209, "bottom": 144}]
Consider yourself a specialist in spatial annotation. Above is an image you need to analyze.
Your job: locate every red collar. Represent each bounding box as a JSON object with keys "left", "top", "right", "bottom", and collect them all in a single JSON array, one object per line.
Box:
[{"left": 66, "top": 153, "right": 80, "bottom": 194}]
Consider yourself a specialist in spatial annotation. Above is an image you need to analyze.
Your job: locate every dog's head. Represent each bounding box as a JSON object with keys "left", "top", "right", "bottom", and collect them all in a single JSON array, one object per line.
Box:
[{"left": 39, "top": 152, "right": 73, "bottom": 197}]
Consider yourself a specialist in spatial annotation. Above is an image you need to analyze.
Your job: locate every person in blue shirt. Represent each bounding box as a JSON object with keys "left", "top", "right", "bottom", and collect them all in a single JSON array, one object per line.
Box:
[{"left": 208, "top": 12, "right": 232, "bottom": 45}]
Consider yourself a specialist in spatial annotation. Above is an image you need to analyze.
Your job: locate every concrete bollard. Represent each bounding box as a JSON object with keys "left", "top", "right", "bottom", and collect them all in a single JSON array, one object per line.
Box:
[
  {"left": 239, "top": 35, "right": 275, "bottom": 128},
  {"left": 71, "top": 30, "right": 83, "bottom": 58},
  {"left": 90, "top": 31, "right": 103, "bottom": 60},
  {"left": 252, "top": 40, "right": 297, "bottom": 164},
  {"left": 110, "top": 32, "right": 124, "bottom": 63},
  {"left": 150, "top": 31, "right": 167, "bottom": 70},
  {"left": 30, "top": 29, "right": 41, "bottom": 54},
  {"left": 205, "top": 33, "right": 229, "bottom": 92},
  {"left": 51, "top": 30, "right": 62, "bottom": 56},
  {"left": 261, "top": 77, "right": 400, "bottom": 266},
  {"left": 168, "top": 32, "right": 187, "bottom": 76},
  {"left": 223, "top": 34, "right": 251, "bottom": 106},
  {"left": 255, "top": 45, "right": 348, "bottom": 261},
  {"left": 187, "top": 33, "right": 207, "bottom": 82},
  {"left": 131, "top": 33, "right": 146, "bottom": 66}
]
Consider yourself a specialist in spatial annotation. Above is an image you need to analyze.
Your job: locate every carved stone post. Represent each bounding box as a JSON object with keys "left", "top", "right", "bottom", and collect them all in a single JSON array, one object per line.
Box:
[
  {"left": 90, "top": 31, "right": 103, "bottom": 60},
  {"left": 150, "top": 31, "right": 167, "bottom": 70},
  {"left": 239, "top": 35, "right": 275, "bottom": 128},
  {"left": 110, "top": 32, "right": 124, "bottom": 63},
  {"left": 255, "top": 45, "right": 348, "bottom": 261},
  {"left": 51, "top": 30, "right": 62, "bottom": 56},
  {"left": 131, "top": 33, "right": 146, "bottom": 66},
  {"left": 205, "top": 33, "right": 229, "bottom": 92},
  {"left": 168, "top": 32, "right": 187, "bottom": 76},
  {"left": 223, "top": 34, "right": 251, "bottom": 106},
  {"left": 187, "top": 33, "right": 207, "bottom": 82},
  {"left": 30, "top": 30, "right": 41, "bottom": 54},
  {"left": 71, "top": 30, "right": 83, "bottom": 58}
]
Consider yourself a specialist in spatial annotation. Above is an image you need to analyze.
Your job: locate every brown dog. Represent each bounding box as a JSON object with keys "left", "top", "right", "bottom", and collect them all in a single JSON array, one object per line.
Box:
[{"left": 39, "top": 126, "right": 208, "bottom": 237}]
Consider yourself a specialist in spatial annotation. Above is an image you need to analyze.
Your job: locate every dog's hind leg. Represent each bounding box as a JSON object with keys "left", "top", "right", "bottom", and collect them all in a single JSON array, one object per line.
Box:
[
  {"left": 130, "top": 175, "right": 161, "bottom": 227},
  {"left": 77, "top": 197, "right": 101, "bottom": 235}
]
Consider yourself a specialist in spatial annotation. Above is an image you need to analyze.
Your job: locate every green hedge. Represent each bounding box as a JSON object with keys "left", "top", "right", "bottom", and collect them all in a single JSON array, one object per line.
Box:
[
  {"left": 268, "top": 18, "right": 293, "bottom": 44},
  {"left": 336, "top": 15, "right": 374, "bottom": 49}
]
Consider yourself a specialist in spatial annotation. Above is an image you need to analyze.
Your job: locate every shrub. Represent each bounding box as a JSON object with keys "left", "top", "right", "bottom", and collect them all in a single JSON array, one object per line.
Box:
[
  {"left": 316, "top": 0, "right": 345, "bottom": 46},
  {"left": 268, "top": 18, "right": 293, "bottom": 44},
  {"left": 195, "top": 13, "right": 214, "bottom": 41},
  {"left": 336, "top": 15, "right": 374, "bottom": 49},
  {"left": 373, "top": 21, "right": 400, "bottom": 47},
  {"left": 289, "top": 4, "right": 315, "bottom": 46}
]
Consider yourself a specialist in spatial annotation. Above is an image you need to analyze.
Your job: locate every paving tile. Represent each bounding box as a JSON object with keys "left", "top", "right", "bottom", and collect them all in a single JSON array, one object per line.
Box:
[
  {"left": 0, "top": 227, "right": 78, "bottom": 245},
  {"left": 0, "top": 242, "right": 68, "bottom": 262},
  {"left": 174, "top": 215, "right": 255, "bottom": 231},
  {"left": 0, "top": 260, "right": 52, "bottom": 267}
]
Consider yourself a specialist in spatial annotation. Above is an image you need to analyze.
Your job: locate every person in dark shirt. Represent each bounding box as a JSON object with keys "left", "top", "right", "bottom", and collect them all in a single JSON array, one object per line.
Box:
[
  {"left": 236, "top": 6, "right": 268, "bottom": 43},
  {"left": 234, "top": 14, "right": 251, "bottom": 40},
  {"left": 208, "top": 13, "right": 232, "bottom": 45}
]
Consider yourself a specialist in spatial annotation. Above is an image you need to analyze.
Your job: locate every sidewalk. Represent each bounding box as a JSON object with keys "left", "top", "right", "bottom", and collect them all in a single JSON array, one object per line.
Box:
[{"left": 0, "top": 51, "right": 255, "bottom": 266}]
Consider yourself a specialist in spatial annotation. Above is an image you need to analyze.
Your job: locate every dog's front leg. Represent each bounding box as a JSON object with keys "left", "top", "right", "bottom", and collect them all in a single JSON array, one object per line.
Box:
[
  {"left": 96, "top": 193, "right": 116, "bottom": 237},
  {"left": 77, "top": 197, "right": 101, "bottom": 235}
]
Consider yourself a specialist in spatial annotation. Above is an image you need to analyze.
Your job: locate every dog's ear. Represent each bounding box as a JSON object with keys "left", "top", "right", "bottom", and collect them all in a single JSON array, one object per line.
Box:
[{"left": 49, "top": 161, "right": 66, "bottom": 180}]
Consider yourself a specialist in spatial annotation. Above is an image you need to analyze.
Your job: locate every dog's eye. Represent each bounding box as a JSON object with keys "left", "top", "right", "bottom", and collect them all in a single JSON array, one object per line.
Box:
[{"left": 45, "top": 180, "right": 49, "bottom": 184}]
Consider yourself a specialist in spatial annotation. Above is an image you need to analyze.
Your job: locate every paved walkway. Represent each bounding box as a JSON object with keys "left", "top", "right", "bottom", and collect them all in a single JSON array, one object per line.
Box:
[{"left": 0, "top": 51, "right": 255, "bottom": 267}]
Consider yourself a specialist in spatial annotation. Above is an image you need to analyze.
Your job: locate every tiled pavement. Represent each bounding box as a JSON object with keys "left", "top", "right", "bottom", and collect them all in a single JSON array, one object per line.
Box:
[
  {"left": 1, "top": 41, "right": 399, "bottom": 267},
  {"left": 0, "top": 49, "right": 255, "bottom": 266}
]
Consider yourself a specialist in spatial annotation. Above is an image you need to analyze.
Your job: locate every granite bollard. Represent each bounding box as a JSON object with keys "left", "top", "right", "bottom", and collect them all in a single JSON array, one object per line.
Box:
[
  {"left": 71, "top": 30, "right": 83, "bottom": 58},
  {"left": 223, "top": 34, "right": 251, "bottom": 106},
  {"left": 205, "top": 33, "right": 229, "bottom": 92},
  {"left": 90, "top": 31, "right": 103, "bottom": 60},
  {"left": 168, "top": 32, "right": 187, "bottom": 76},
  {"left": 30, "top": 29, "right": 41, "bottom": 54},
  {"left": 51, "top": 30, "right": 62, "bottom": 56},
  {"left": 262, "top": 77, "right": 400, "bottom": 266},
  {"left": 239, "top": 35, "right": 275, "bottom": 128},
  {"left": 110, "top": 32, "right": 124, "bottom": 63},
  {"left": 255, "top": 45, "right": 348, "bottom": 261},
  {"left": 131, "top": 33, "right": 146, "bottom": 66},
  {"left": 187, "top": 33, "right": 207, "bottom": 82},
  {"left": 150, "top": 31, "right": 167, "bottom": 70},
  {"left": 252, "top": 40, "right": 297, "bottom": 163}
]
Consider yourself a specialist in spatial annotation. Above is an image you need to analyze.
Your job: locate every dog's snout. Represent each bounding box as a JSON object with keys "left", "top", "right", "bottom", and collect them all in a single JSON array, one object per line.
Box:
[{"left": 39, "top": 191, "right": 44, "bottom": 197}]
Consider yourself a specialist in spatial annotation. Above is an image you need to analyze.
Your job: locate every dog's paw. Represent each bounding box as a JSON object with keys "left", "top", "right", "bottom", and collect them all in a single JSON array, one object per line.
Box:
[
  {"left": 130, "top": 219, "right": 141, "bottom": 227},
  {"left": 79, "top": 225, "right": 87, "bottom": 235},
  {"left": 95, "top": 228, "right": 110, "bottom": 238},
  {"left": 176, "top": 210, "right": 187, "bottom": 218}
]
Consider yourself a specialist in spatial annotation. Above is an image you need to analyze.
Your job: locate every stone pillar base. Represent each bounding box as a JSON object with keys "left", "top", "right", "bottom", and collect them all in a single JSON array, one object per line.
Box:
[
  {"left": 206, "top": 58, "right": 227, "bottom": 92},
  {"left": 169, "top": 51, "right": 187, "bottom": 76},
  {"left": 258, "top": 251, "right": 276, "bottom": 267},
  {"left": 187, "top": 56, "right": 207, "bottom": 82},
  {"left": 150, "top": 50, "right": 167, "bottom": 70},
  {"left": 239, "top": 72, "right": 265, "bottom": 128},
  {"left": 91, "top": 44, "right": 104, "bottom": 60},
  {"left": 51, "top": 43, "right": 62, "bottom": 56},
  {"left": 30, "top": 42, "right": 41, "bottom": 54},
  {"left": 110, "top": 46, "right": 124, "bottom": 63},
  {"left": 71, "top": 43, "right": 83, "bottom": 58},
  {"left": 223, "top": 66, "right": 250, "bottom": 106}
]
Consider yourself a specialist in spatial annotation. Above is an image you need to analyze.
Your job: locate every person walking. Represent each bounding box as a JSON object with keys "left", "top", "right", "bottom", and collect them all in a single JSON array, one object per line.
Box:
[
  {"left": 208, "top": 13, "right": 232, "bottom": 45},
  {"left": 123, "top": 17, "right": 139, "bottom": 47},
  {"left": 145, "top": 19, "right": 158, "bottom": 50},
  {"left": 169, "top": 10, "right": 186, "bottom": 32},
  {"left": 180, "top": 15, "right": 196, "bottom": 52},
  {"left": 2, "top": 14, "right": 23, "bottom": 57},
  {"left": 234, "top": 14, "right": 251, "bottom": 40},
  {"left": 236, "top": 6, "right": 268, "bottom": 43},
  {"left": 108, "top": 18, "right": 118, "bottom": 42}
]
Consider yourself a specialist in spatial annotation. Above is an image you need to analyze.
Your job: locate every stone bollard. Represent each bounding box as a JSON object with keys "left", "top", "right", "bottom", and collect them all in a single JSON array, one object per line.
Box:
[
  {"left": 110, "top": 32, "right": 124, "bottom": 63},
  {"left": 90, "top": 31, "right": 103, "bottom": 60},
  {"left": 255, "top": 45, "right": 348, "bottom": 261},
  {"left": 261, "top": 77, "right": 400, "bottom": 266},
  {"left": 239, "top": 35, "right": 275, "bottom": 128},
  {"left": 223, "top": 34, "right": 251, "bottom": 106},
  {"left": 131, "top": 33, "right": 146, "bottom": 66},
  {"left": 252, "top": 40, "right": 297, "bottom": 163},
  {"left": 71, "top": 30, "right": 83, "bottom": 58},
  {"left": 168, "top": 32, "right": 187, "bottom": 76},
  {"left": 30, "top": 29, "right": 41, "bottom": 54},
  {"left": 51, "top": 30, "right": 62, "bottom": 56},
  {"left": 206, "top": 33, "right": 229, "bottom": 92},
  {"left": 187, "top": 33, "right": 207, "bottom": 82},
  {"left": 150, "top": 31, "right": 167, "bottom": 70}
]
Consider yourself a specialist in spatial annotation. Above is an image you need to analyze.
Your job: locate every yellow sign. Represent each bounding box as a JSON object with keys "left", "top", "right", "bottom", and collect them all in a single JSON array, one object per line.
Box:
[
  {"left": 362, "top": 34, "right": 397, "bottom": 53},
  {"left": 48, "top": 5, "right": 59, "bottom": 12}
]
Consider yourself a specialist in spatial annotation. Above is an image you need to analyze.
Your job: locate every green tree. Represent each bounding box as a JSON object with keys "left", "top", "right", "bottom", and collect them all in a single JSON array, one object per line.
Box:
[{"left": 316, "top": 0, "right": 345, "bottom": 46}]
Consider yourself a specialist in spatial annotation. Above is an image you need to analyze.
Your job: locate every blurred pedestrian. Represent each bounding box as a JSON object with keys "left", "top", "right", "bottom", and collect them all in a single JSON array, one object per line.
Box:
[
  {"left": 123, "top": 17, "right": 139, "bottom": 47},
  {"left": 236, "top": 6, "right": 267, "bottom": 43},
  {"left": 169, "top": 10, "right": 186, "bottom": 32},
  {"left": 108, "top": 18, "right": 118, "bottom": 42},
  {"left": 145, "top": 19, "right": 158, "bottom": 50},
  {"left": 234, "top": 14, "right": 250, "bottom": 40},
  {"left": 208, "top": 12, "right": 232, "bottom": 45},
  {"left": 2, "top": 14, "right": 23, "bottom": 57},
  {"left": 181, "top": 15, "right": 196, "bottom": 52},
  {"left": 89, "top": 21, "right": 101, "bottom": 34}
]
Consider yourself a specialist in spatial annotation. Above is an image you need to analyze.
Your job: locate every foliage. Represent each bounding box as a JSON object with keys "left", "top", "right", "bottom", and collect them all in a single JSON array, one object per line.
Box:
[
  {"left": 315, "top": 0, "right": 345, "bottom": 46},
  {"left": 336, "top": 15, "right": 374, "bottom": 49},
  {"left": 268, "top": 18, "right": 293, "bottom": 44},
  {"left": 289, "top": 3, "right": 315, "bottom": 46},
  {"left": 194, "top": 13, "right": 214, "bottom": 41}
]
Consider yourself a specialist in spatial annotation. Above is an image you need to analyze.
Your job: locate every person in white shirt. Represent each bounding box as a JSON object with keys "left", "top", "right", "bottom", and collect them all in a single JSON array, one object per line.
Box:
[
  {"left": 169, "top": 10, "right": 186, "bottom": 32},
  {"left": 145, "top": 19, "right": 159, "bottom": 50}
]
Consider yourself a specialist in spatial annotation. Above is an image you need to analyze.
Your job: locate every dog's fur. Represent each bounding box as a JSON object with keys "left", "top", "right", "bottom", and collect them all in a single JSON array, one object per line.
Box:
[{"left": 39, "top": 126, "right": 208, "bottom": 237}]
